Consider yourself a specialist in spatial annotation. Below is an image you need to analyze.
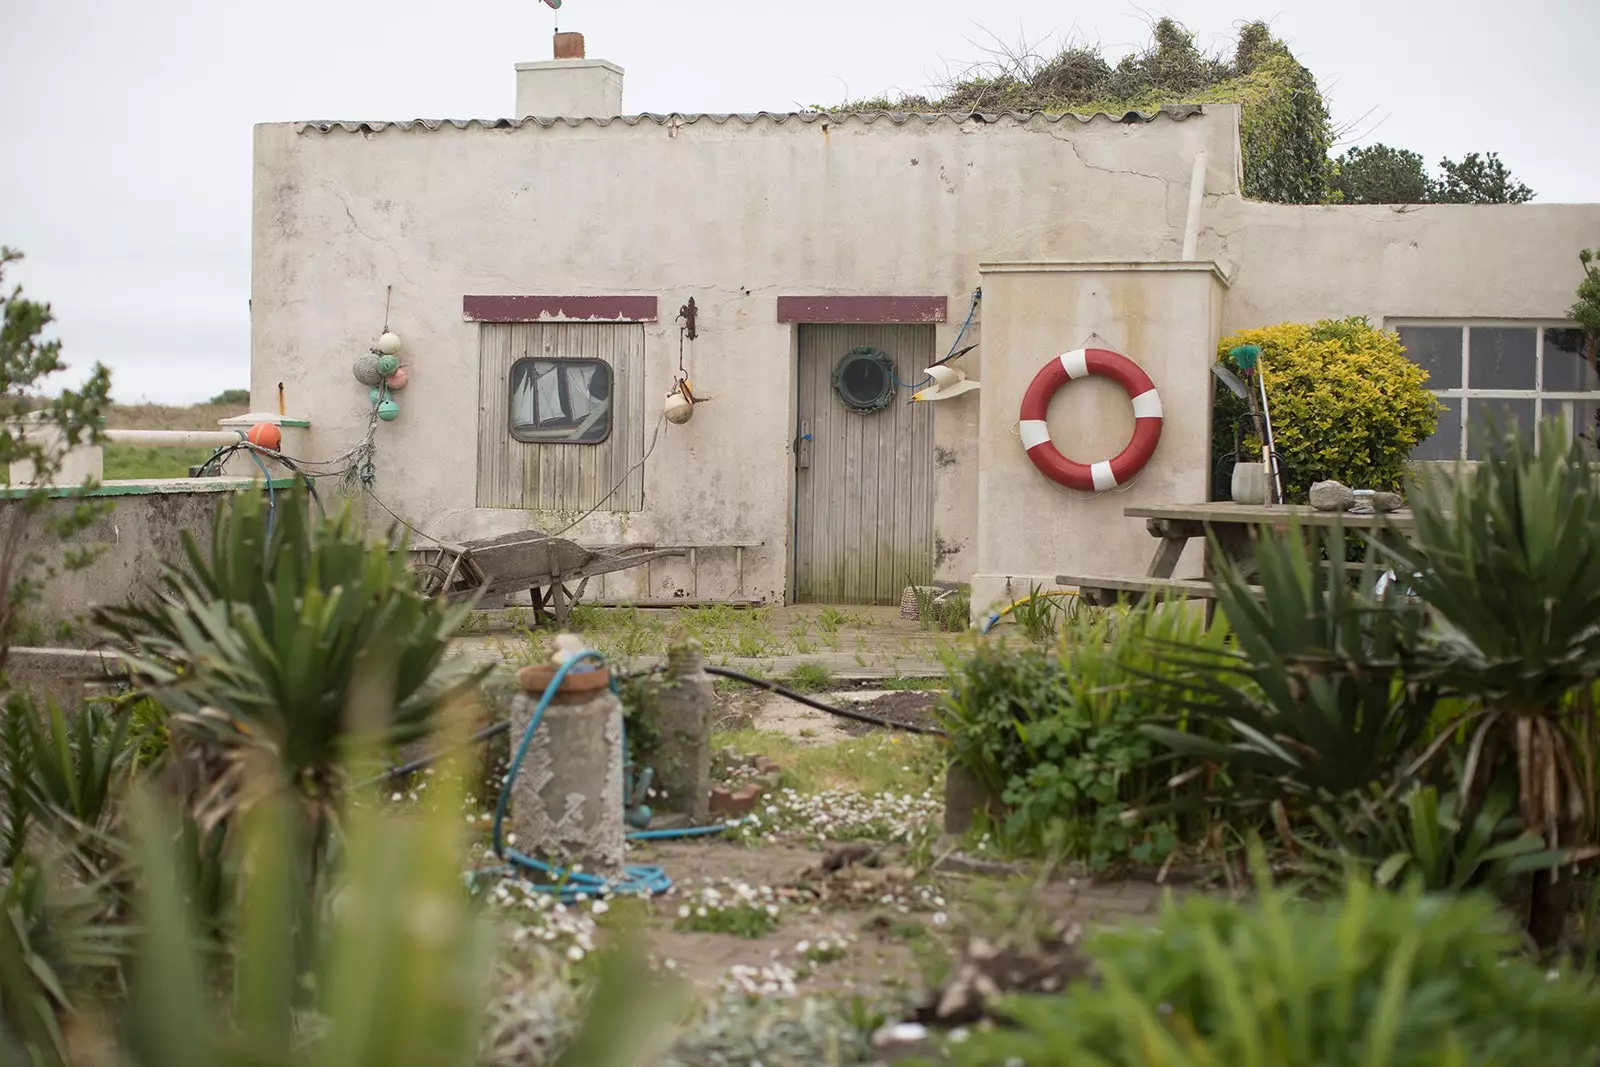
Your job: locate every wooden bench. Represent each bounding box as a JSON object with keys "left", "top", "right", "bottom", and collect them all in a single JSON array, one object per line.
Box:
[{"left": 1056, "top": 574, "right": 1264, "bottom": 607}]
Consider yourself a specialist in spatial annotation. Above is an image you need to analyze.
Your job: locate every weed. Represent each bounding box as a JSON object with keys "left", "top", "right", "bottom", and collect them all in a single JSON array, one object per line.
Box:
[
  {"left": 674, "top": 902, "right": 779, "bottom": 939},
  {"left": 783, "top": 662, "right": 835, "bottom": 694}
]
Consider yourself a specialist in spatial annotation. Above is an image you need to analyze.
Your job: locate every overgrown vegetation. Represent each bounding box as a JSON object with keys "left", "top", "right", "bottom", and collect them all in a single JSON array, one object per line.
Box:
[
  {"left": 943, "top": 861, "right": 1600, "bottom": 1065},
  {"left": 848, "top": 18, "right": 1534, "bottom": 208},
  {"left": 939, "top": 600, "right": 1228, "bottom": 867},
  {"left": 1213, "top": 317, "right": 1441, "bottom": 502}
]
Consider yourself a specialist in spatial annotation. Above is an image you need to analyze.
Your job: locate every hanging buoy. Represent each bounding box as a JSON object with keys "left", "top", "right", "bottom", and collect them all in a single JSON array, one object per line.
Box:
[
  {"left": 352, "top": 355, "right": 384, "bottom": 387},
  {"left": 245, "top": 422, "right": 282, "bottom": 452},
  {"left": 386, "top": 367, "right": 409, "bottom": 390},
  {"left": 378, "top": 331, "right": 402, "bottom": 356},
  {"left": 369, "top": 386, "right": 383, "bottom": 403},
  {"left": 1020, "top": 346, "right": 1162, "bottom": 492},
  {"left": 377, "top": 398, "right": 401, "bottom": 422},
  {"left": 376, "top": 354, "right": 401, "bottom": 378}
]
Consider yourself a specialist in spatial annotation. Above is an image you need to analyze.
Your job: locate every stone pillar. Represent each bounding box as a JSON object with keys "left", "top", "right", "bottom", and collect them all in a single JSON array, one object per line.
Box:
[
  {"left": 644, "top": 638, "right": 714, "bottom": 825},
  {"left": 509, "top": 665, "right": 624, "bottom": 878}
]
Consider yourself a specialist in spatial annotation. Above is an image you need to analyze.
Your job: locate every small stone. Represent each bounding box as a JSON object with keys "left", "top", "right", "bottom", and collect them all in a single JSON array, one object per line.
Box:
[
  {"left": 1309, "top": 480, "right": 1355, "bottom": 512},
  {"left": 1371, "top": 491, "right": 1404, "bottom": 513},
  {"left": 755, "top": 770, "right": 784, "bottom": 794}
]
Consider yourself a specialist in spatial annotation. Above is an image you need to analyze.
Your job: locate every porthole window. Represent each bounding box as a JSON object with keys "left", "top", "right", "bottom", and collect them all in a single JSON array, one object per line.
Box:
[
  {"left": 508, "top": 357, "right": 613, "bottom": 444},
  {"left": 832, "top": 347, "right": 897, "bottom": 414}
]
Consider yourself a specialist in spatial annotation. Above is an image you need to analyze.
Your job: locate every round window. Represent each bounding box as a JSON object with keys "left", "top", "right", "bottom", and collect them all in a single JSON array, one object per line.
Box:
[{"left": 832, "top": 347, "right": 897, "bottom": 414}]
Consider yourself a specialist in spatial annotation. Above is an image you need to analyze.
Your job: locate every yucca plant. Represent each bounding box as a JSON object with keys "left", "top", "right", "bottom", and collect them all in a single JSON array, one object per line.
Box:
[
  {"left": 1140, "top": 525, "right": 1440, "bottom": 811},
  {"left": 1384, "top": 417, "right": 1600, "bottom": 947},
  {"left": 1300, "top": 770, "right": 1566, "bottom": 896},
  {"left": 934, "top": 850, "right": 1600, "bottom": 1066},
  {"left": 95, "top": 484, "right": 486, "bottom": 845}
]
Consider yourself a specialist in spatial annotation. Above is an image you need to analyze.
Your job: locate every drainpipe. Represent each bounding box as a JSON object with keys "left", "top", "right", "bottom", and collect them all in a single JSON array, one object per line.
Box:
[{"left": 1181, "top": 152, "right": 1208, "bottom": 260}]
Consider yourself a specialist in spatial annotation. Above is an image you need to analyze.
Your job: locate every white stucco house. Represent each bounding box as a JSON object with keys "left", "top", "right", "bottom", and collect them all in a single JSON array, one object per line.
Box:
[{"left": 248, "top": 33, "right": 1600, "bottom": 613}]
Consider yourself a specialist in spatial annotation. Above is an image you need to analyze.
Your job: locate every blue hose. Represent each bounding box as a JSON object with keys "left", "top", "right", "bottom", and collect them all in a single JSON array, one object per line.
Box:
[{"left": 487, "top": 649, "right": 742, "bottom": 900}]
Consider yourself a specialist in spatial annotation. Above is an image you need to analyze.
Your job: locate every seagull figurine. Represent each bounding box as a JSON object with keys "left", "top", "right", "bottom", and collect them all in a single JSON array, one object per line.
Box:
[{"left": 911, "top": 363, "right": 981, "bottom": 402}]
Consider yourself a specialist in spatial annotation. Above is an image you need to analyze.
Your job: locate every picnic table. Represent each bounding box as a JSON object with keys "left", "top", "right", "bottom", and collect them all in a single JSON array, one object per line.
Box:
[{"left": 1057, "top": 502, "right": 1417, "bottom": 606}]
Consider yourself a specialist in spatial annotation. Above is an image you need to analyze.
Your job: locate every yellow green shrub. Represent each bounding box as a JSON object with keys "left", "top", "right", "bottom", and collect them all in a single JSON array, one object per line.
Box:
[{"left": 1215, "top": 318, "right": 1441, "bottom": 501}]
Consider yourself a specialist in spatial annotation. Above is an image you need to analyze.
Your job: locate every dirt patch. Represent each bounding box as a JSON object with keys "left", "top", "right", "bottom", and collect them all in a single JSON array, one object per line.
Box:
[{"left": 837, "top": 691, "right": 942, "bottom": 736}]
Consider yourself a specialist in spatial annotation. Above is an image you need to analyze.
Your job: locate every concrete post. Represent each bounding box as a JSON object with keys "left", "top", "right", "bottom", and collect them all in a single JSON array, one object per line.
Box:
[
  {"left": 508, "top": 671, "right": 625, "bottom": 879},
  {"left": 645, "top": 638, "right": 714, "bottom": 825}
]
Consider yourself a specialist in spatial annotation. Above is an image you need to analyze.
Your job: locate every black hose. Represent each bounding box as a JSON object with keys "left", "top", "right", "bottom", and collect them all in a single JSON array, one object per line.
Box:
[
  {"left": 703, "top": 666, "right": 946, "bottom": 737},
  {"left": 360, "top": 665, "right": 944, "bottom": 785}
]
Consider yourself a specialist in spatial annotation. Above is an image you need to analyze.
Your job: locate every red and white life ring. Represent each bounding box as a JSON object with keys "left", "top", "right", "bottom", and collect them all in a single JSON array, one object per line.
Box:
[{"left": 1019, "top": 347, "right": 1163, "bottom": 492}]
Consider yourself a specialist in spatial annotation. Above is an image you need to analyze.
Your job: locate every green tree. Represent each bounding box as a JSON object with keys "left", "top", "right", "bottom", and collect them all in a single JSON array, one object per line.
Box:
[
  {"left": 0, "top": 248, "right": 112, "bottom": 674},
  {"left": 1430, "top": 151, "right": 1535, "bottom": 204},
  {"left": 1330, "top": 145, "right": 1535, "bottom": 205},
  {"left": 1329, "top": 144, "right": 1430, "bottom": 204},
  {"left": 207, "top": 388, "right": 250, "bottom": 406}
]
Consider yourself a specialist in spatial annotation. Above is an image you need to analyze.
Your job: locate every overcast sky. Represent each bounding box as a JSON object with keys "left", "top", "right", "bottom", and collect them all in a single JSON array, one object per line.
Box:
[{"left": 2, "top": 0, "right": 1596, "bottom": 404}]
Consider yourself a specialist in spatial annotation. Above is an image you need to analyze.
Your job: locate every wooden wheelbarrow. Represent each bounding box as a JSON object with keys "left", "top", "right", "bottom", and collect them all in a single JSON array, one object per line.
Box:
[{"left": 409, "top": 529, "right": 685, "bottom": 627}]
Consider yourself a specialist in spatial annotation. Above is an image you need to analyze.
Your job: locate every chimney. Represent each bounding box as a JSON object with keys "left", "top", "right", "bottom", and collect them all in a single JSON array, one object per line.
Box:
[{"left": 515, "top": 31, "right": 624, "bottom": 120}]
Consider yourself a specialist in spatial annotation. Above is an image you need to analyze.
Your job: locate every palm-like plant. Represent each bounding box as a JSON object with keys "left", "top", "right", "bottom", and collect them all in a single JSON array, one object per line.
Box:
[
  {"left": 95, "top": 485, "right": 486, "bottom": 842},
  {"left": 1141, "top": 525, "right": 1440, "bottom": 812},
  {"left": 1384, "top": 418, "right": 1600, "bottom": 947}
]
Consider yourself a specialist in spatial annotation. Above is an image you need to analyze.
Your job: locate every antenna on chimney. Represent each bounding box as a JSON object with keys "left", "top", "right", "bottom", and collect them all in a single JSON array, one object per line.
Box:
[{"left": 538, "top": 0, "right": 561, "bottom": 31}]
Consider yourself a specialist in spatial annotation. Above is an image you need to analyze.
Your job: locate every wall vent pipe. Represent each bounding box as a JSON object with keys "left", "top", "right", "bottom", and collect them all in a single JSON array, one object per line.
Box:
[{"left": 1181, "top": 152, "right": 1208, "bottom": 260}]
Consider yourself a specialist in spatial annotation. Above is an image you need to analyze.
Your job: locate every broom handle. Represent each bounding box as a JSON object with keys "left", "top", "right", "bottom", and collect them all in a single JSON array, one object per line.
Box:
[{"left": 1257, "top": 371, "right": 1284, "bottom": 504}]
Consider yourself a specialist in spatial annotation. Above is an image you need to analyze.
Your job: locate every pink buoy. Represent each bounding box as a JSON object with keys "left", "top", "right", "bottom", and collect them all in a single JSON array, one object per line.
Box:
[{"left": 385, "top": 366, "right": 409, "bottom": 390}]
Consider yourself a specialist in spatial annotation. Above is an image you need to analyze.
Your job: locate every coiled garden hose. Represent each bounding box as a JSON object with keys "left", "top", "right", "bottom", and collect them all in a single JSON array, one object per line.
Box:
[{"left": 483, "top": 650, "right": 743, "bottom": 901}]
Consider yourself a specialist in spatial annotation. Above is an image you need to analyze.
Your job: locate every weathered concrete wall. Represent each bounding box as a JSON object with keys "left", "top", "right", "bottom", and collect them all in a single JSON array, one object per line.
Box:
[
  {"left": 1, "top": 480, "right": 273, "bottom": 644},
  {"left": 250, "top": 107, "right": 1240, "bottom": 604},
  {"left": 971, "top": 263, "right": 1226, "bottom": 611},
  {"left": 1213, "top": 200, "right": 1599, "bottom": 331},
  {"left": 250, "top": 89, "right": 1600, "bottom": 610}
]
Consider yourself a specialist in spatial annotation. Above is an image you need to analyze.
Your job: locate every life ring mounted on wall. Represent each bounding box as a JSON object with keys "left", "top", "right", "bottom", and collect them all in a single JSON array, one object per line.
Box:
[{"left": 1019, "top": 347, "right": 1163, "bottom": 492}]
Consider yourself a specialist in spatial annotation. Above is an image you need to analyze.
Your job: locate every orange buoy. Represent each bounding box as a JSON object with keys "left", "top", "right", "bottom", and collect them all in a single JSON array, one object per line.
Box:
[{"left": 246, "top": 422, "right": 282, "bottom": 452}]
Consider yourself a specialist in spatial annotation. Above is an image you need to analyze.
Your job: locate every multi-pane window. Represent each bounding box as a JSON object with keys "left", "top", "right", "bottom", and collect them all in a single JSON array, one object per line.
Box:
[
  {"left": 507, "top": 357, "right": 613, "bottom": 445},
  {"left": 1394, "top": 323, "right": 1598, "bottom": 460}
]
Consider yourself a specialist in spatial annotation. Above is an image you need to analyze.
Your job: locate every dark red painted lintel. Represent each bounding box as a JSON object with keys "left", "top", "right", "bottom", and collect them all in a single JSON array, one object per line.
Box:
[
  {"left": 463, "top": 295, "right": 659, "bottom": 323},
  {"left": 776, "top": 295, "right": 948, "bottom": 324}
]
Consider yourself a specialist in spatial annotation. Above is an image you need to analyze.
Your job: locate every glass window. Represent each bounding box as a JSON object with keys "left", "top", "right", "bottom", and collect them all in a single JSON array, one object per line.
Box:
[
  {"left": 1467, "top": 327, "right": 1537, "bottom": 390},
  {"left": 1411, "top": 396, "right": 1461, "bottom": 461},
  {"left": 1465, "top": 397, "right": 1536, "bottom": 459},
  {"left": 1543, "top": 328, "right": 1598, "bottom": 392},
  {"left": 508, "top": 357, "right": 612, "bottom": 444},
  {"left": 1544, "top": 399, "right": 1600, "bottom": 459},
  {"left": 1396, "top": 326, "right": 1463, "bottom": 389}
]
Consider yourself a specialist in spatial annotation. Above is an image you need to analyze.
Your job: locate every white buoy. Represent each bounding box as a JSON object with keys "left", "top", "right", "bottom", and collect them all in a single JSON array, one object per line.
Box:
[
  {"left": 664, "top": 389, "right": 694, "bottom": 424},
  {"left": 377, "top": 331, "right": 402, "bottom": 355}
]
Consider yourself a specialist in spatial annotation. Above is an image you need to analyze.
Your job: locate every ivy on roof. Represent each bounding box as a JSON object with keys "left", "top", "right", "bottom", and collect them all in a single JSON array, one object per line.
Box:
[{"left": 847, "top": 19, "right": 1332, "bottom": 206}]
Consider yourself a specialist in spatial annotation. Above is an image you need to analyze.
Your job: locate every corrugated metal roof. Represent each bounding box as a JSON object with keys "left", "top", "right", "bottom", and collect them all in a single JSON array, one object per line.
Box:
[{"left": 295, "top": 104, "right": 1204, "bottom": 135}]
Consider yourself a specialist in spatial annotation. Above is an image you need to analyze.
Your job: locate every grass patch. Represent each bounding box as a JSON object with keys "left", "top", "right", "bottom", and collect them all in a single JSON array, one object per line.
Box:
[
  {"left": 878, "top": 676, "right": 949, "bottom": 692},
  {"left": 782, "top": 662, "right": 835, "bottom": 693},
  {"left": 713, "top": 729, "right": 944, "bottom": 796},
  {"left": 103, "top": 444, "right": 217, "bottom": 479},
  {"left": 674, "top": 903, "right": 779, "bottom": 939}
]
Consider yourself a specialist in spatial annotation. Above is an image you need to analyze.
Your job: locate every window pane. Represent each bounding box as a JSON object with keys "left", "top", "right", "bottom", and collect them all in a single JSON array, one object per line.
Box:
[
  {"left": 1411, "top": 395, "right": 1462, "bottom": 460},
  {"left": 1543, "top": 399, "right": 1600, "bottom": 460},
  {"left": 508, "top": 358, "right": 613, "bottom": 444},
  {"left": 1465, "top": 396, "right": 1535, "bottom": 459},
  {"left": 1542, "top": 328, "right": 1598, "bottom": 392},
  {"left": 1467, "top": 327, "right": 1536, "bottom": 390},
  {"left": 1396, "top": 326, "right": 1463, "bottom": 389}
]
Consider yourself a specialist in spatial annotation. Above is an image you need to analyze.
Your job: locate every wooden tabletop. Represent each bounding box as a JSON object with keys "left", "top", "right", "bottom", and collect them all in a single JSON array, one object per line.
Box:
[{"left": 1127, "top": 501, "right": 1417, "bottom": 531}]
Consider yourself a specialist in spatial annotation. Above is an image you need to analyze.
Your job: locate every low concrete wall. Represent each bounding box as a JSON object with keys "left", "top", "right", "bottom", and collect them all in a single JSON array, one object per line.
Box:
[{"left": 0, "top": 478, "right": 292, "bottom": 645}]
